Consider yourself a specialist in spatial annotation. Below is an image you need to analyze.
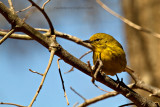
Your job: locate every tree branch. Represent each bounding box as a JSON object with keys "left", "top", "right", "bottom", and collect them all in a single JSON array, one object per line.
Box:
[
  {"left": 96, "top": 0, "right": 160, "bottom": 38},
  {"left": 28, "top": 0, "right": 54, "bottom": 34},
  {"left": 0, "top": 2, "right": 51, "bottom": 48},
  {"left": 28, "top": 47, "right": 57, "bottom": 107},
  {"left": 8, "top": 0, "right": 14, "bottom": 11},
  {"left": 55, "top": 46, "right": 158, "bottom": 107},
  {"left": 0, "top": 2, "right": 159, "bottom": 107},
  {"left": 0, "top": 102, "right": 26, "bottom": 107},
  {"left": 78, "top": 91, "right": 118, "bottom": 107},
  {"left": 0, "top": 28, "right": 15, "bottom": 44}
]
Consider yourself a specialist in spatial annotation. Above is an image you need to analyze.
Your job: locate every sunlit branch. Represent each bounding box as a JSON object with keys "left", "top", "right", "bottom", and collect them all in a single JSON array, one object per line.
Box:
[
  {"left": 65, "top": 50, "right": 92, "bottom": 74},
  {"left": 8, "top": 0, "right": 14, "bottom": 11},
  {"left": 0, "top": 102, "right": 26, "bottom": 107},
  {"left": 57, "top": 58, "right": 69, "bottom": 105},
  {"left": 0, "top": 28, "right": 15, "bottom": 45},
  {"left": 42, "top": 0, "right": 50, "bottom": 9},
  {"left": 28, "top": 0, "right": 54, "bottom": 34},
  {"left": 16, "top": 5, "right": 32, "bottom": 13},
  {"left": 29, "top": 69, "right": 43, "bottom": 76},
  {"left": 96, "top": 0, "right": 160, "bottom": 38},
  {"left": 28, "top": 48, "right": 56, "bottom": 107}
]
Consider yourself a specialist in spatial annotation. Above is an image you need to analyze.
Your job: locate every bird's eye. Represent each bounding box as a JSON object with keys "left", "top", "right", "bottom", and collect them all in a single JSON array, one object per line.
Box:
[{"left": 95, "top": 39, "right": 101, "bottom": 41}]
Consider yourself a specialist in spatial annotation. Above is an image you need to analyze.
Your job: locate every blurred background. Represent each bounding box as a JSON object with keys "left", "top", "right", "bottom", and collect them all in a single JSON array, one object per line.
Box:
[{"left": 0, "top": 0, "right": 160, "bottom": 107}]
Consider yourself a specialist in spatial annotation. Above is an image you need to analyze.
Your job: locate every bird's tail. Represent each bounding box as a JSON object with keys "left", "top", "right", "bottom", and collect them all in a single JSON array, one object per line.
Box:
[{"left": 124, "top": 66, "right": 134, "bottom": 73}]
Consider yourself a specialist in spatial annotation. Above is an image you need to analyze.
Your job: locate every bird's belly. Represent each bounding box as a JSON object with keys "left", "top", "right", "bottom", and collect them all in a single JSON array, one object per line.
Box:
[
  {"left": 102, "top": 60, "right": 124, "bottom": 76},
  {"left": 94, "top": 50, "right": 126, "bottom": 76}
]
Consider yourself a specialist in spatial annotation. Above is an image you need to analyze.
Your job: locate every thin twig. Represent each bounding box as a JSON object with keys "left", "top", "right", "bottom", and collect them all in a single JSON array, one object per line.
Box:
[
  {"left": 55, "top": 30, "right": 92, "bottom": 49},
  {"left": 8, "top": 0, "right": 14, "bottom": 11},
  {"left": 77, "top": 83, "right": 135, "bottom": 107},
  {"left": 119, "top": 103, "right": 135, "bottom": 107},
  {"left": 0, "top": 28, "right": 49, "bottom": 40},
  {"left": 73, "top": 102, "right": 79, "bottom": 107},
  {"left": 0, "top": 29, "right": 92, "bottom": 49},
  {"left": 88, "top": 60, "right": 108, "bottom": 93},
  {"left": 64, "top": 50, "right": 92, "bottom": 74},
  {"left": 78, "top": 91, "right": 118, "bottom": 107},
  {"left": 57, "top": 58, "right": 69, "bottom": 105},
  {"left": 42, "top": 0, "right": 50, "bottom": 9},
  {"left": 70, "top": 87, "right": 86, "bottom": 101},
  {"left": 128, "top": 71, "right": 160, "bottom": 98},
  {"left": 16, "top": 5, "right": 32, "bottom": 13},
  {"left": 29, "top": 69, "right": 43, "bottom": 76},
  {"left": 0, "top": 2, "right": 159, "bottom": 106},
  {"left": 96, "top": 0, "right": 160, "bottom": 38},
  {"left": 0, "top": 102, "right": 26, "bottom": 107},
  {"left": 28, "top": 48, "right": 56, "bottom": 107},
  {"left": 79, "top": 50, "right": 92, "bottom": 59},
  {"left": 28, "top": 0, "right": 54, "bottom": 35},
  {"left": 0, "top": 28, "right": 15, "bottom": 45}
]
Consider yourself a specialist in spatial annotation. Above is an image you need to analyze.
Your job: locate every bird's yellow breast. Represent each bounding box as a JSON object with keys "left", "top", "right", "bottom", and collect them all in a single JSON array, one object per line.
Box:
[{"left": 93, "top": 45, "right": 126, "bottom": 76}]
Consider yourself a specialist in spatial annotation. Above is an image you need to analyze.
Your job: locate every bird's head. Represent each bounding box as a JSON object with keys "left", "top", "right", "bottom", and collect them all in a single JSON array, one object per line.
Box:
[{"left": 83, "top": 33, "right": 118, "bottom": 49}]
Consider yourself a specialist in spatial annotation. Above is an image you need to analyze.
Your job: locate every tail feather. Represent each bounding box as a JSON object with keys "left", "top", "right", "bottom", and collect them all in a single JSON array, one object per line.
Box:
[{"left": 124, "top": 66, "right": 134, "bottom": 73}]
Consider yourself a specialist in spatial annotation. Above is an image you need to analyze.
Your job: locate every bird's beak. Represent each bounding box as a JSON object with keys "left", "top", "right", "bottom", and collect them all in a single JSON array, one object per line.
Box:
[{"left": 83, "top": 40, "right": 92, "bottom": 43}]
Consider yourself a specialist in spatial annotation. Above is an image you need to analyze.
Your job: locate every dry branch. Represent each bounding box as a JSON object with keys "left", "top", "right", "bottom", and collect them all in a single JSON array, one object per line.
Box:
[
  {"left": 29, "top": 47, "right": 56, "bottom": 107},
  {"left": 0, "top": 102, "right": 26, "bottom": 107},
  {"left": 0, "top": 28, "right": 15, "bottom": 44},
  {"left": 57, "top": 58, "right": 69, "bottom": 105},
  {"left": 0, "top": 1, "right": 159, "bottom": 107},
  {"left": 96, "top": 0, "right": 160, "bottom": 38},
  {"left": 28, "top": 0, "right": 54, "bottom": 34}
]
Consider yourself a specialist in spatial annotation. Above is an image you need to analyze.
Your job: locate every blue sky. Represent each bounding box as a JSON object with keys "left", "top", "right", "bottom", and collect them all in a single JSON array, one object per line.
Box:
[{"left": 0, "top": 0, "right": 131, "bottom": 107}]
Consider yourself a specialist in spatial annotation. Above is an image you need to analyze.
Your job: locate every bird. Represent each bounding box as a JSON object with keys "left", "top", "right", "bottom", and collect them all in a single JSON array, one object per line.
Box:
[{"left": 83, "top": 33, "right": 132, "bottom": 76}]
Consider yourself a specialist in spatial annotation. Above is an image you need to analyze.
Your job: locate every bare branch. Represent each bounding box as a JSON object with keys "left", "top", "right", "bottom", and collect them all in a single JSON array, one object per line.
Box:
[
  {"left": 0, "top": 102, "right": 26, "bottom": 107},
  {"left": 70, "top": 87, "right": 86, "bottom": 101},
  {"left": 8, "top": 0, "right": 14, "bottom": 11},
  {"left": 28, "top": 0, "right": 54, "bottom": 34},
  {"left": 0, "top": 2, "right": 159, "bottom": 106},
  {"left": 128, "top": 72, "right": 160, "bottom": 98},
  {"left": 57, "top": 58, "right": 69, "bottom": 105},
  {"left": 65, "top": 50, "right": 92, "bottom": 74},
  {"left": 78, "top": 91, "right": 118, "bottom": 107},
  {"left": 0, "top": 2, "right": 52, "bottom": 48},
  {"left": 28, "top": 48, "right": 56, "bottom": 107},
  {"left": 73, "top": 102, "right": 79, "bottom": 107},
  {"left": 96, "top": 0, "right": 160, "bottom": 38},
  {"left": 55, "top": 30, "right": 92, "bottom": 49},
  {"left": 0, "top": 28, "right": 15, "bottom": 44},
  {"left": 29, "top": 69, "right": 43, "bottom": 76},
  {"left": 119, "top": 103, "right": 135, "bottom": 107},
  {"left": 42, "top": 0, "right": 50, "bottom": 9},
  {"left": 0, "top": 29, "right": 92, "bottom": 49},
  {"left": 16, "top": 5, "right": 32, "bottom": 13}
]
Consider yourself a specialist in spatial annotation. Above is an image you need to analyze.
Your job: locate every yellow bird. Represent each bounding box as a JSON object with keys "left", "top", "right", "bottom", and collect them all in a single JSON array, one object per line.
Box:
[{"left": 84, "top": 33, "right": 130, "bottom": 76}]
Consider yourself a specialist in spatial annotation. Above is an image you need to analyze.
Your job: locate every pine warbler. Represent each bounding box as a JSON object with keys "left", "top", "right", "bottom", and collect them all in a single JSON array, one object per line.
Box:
[{"left": 84, "top": 33, "right": 127, "bottom": 76}]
